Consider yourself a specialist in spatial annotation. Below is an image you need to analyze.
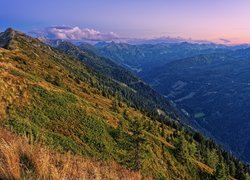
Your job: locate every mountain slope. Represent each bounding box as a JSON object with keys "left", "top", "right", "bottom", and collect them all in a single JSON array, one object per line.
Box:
[
  {"left": 0, "top": 28, "right": 249, "bottom": 179},
  {"left": 0, "top": 128, "right": 141, "bottom": 179},
  {"left": 93, "top": 40, "right": 250, "bottom": 163},
  {"left": 50, "top": 40, "right": 180, "bottom": 120},
  {"left": 140, "top": 50, "right": 250, "bottom": 162}
]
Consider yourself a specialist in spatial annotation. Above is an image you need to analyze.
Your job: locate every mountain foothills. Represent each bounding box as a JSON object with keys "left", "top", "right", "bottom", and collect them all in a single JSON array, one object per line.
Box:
[
  {"left": 0, "top": 28, "right": 249, "bottom": 179},
  {"left": 91, "top": 41, "right": 250, "bottom": 164}
]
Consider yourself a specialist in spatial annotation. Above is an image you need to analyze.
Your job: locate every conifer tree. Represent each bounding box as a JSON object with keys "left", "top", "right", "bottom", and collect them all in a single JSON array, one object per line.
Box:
[
  {"left": 122, "top": 109, "right": 129, "bottom": 120},
  {"left": 130, "top": 119, "right": 147, "bottom": 171},
  {"left": 214, "top": 163, "right": 227, "bottom": 180},
  {"left": 175, "top": 135, "right": 188, "bottom": 164},
  {"left": 228, "top": 161, "right": 236, "bottom": 177},
  {"left": 205, "top": 149, "right": 219, "bottom": 169},
  {"left": 117, "top": 119, "right": 126, "bottom": 141},
  {"left": 111, "top": 98, "right": 119, "bottom": 112},
  {"left": 235, "top": 163, "right": 247, "bottom": 180}
]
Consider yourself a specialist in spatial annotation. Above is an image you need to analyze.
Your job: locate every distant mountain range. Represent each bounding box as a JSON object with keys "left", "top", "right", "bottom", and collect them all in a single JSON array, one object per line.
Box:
[
  {"left": 73, "top": 41, "right": 250, "bottom": 163},
  {"left": 31, "top": 26, "right": 250, "bottom": 46},
  {"left": 91, "top": 41, "right": 250, "bottom": 73}
]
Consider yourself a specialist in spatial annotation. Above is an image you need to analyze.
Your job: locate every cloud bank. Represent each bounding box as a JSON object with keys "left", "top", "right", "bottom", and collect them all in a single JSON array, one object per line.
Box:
[
  {"left": 30, "top": 26, "right": 201, "bottom": 44},
  {"left": 30, "top": 26, "right": 120, "bottom": 42},
  {"left": 30, "top": 26, "right": 233, "bottom": 45}
]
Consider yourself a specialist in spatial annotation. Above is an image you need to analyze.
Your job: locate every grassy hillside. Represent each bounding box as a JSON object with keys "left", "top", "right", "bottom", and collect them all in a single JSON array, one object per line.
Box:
[
  {"left": 0, "top": 128, "right": 141, "bottom": 179},
  {"left": 0, "top": 28, "right": 249, "bottom": 179},
  {"left": 50, "top": 40, "right": 179, "bottom": 120}
]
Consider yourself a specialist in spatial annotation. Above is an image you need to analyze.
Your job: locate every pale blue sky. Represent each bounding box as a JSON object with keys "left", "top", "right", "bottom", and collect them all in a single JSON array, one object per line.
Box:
[{"left": 1, "top": 0, "right": 250, "bottom": 43}]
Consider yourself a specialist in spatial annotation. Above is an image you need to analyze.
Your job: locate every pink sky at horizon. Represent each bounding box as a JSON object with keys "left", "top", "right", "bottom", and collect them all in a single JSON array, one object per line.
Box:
[{"left": 1, "top": 0, "right": 250, "bottom": 44}]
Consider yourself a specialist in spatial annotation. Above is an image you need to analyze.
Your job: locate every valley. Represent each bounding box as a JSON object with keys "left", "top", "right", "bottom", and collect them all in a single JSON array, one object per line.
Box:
[{"left": 94, "top": 42, "right": 250, "bottom": 163}]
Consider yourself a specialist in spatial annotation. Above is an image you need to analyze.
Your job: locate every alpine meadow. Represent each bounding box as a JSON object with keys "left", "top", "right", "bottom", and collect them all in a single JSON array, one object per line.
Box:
[{"left": 1, "top": 1, "right": 250, "bottom": 179}]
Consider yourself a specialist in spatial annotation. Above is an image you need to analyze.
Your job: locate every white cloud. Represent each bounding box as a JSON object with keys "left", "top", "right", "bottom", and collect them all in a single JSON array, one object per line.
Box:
[
  {"left": 29, "top": 26, "right": 218, "bottom": 45},
  {"left": 30, "top": 26, "right": 120, "bottom": 41}
]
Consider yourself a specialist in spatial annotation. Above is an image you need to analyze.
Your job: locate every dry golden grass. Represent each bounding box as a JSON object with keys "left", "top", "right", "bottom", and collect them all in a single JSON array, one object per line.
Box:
[
  {"left": 0, "top": 63, "right": 30, "bottom": 120},
  {"left": 192, "top": 159, "right": 214, "bottom": 174},
  {"left": 0, "top": 129, "right": 142, "bottom": 179},
  {"left": 143, "top": 131, "right": 175, "bottom": 149}
]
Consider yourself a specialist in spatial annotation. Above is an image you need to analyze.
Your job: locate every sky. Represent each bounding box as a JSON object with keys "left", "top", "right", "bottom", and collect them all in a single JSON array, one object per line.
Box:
[{"left": 1, "top": 0, "right": 250, "bottom": 44}]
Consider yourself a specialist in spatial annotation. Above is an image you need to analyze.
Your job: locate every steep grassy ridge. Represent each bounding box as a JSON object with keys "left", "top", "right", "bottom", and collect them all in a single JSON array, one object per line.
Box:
[{"left": 0, "top": 28, "right": 249, "bottom": 179}]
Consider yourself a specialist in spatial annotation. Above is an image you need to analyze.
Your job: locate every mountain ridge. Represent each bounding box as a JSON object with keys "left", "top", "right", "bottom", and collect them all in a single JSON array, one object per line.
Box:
[
  {"left": 49, "top": 39, "right": 184, "bottom": 122},
  {"left": 0, "top": 28, "right": 249, "bottom": 179}
]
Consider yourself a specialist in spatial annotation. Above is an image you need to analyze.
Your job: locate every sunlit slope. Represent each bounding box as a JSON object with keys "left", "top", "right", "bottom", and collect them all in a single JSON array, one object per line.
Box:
[{"left": 0, "top": 28, "right": 249, "bottom": 179}]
